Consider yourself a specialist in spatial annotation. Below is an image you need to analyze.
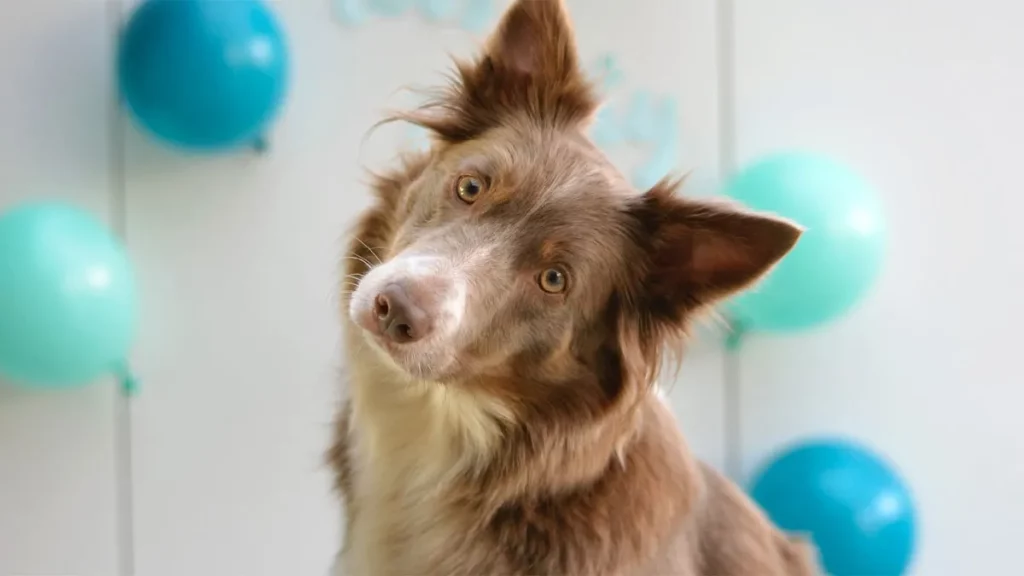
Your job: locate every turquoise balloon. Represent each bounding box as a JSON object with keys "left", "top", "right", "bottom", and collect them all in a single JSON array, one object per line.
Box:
[
  {"left": 118, "top": 0, "right": 290, "bottom": 151},
  {"left": 724, "top": 153, "right": 886, "bottom": 332},
  {"left": 0, "top": 203, "right": 137, "bottom": 388},
  {"left": 751, "top": 439, "right": 917, "bottom": 575}
]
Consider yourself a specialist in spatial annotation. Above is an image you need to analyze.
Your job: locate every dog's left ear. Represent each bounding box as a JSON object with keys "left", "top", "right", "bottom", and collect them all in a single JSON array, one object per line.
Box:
[
  {"left": 628, "top": 180, "right": 803, "bottom": 321},
  {"left": 409, "top": 0, "right": 597, "bottom": 141},
  {"left": 484, "top": 0, "right": 585, "bottom": 84}
]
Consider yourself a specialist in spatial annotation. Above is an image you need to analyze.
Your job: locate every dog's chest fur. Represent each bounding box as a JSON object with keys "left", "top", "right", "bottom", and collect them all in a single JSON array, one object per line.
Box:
[
  {"left": 343, "top": 427, "right": 461, "bottom": 576},
  {"left": 336, "top": 349, "right": 511, "bottom": 575}
]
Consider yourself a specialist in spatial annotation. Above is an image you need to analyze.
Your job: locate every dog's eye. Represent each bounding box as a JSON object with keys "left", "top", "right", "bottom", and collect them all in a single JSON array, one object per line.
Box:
[
  {"left": 539, "top": 268, "right": 568, "bottom": 294},
  {"left": 455, "top": 175, "right": 484, "bottom": 203}
]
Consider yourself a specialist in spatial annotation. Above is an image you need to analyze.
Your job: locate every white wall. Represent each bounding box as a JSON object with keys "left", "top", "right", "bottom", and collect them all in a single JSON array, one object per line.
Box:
[
  {"left": 0, "top": 2, "right": 123, "bottom": 575},
  {"left": 731, "top": 2, "right": 1024, "bottom": 574},
  {"left": 0, "top": 1, "right": 1020, "bottom": 574}
]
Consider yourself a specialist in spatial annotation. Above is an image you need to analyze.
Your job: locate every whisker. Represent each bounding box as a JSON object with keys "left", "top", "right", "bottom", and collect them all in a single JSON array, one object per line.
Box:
[
  {"left": 346, "top": 255, "right": 371, "bottom": 267},
  {"left": 343, "top": 255, "right": 375, "bottom": 270},
  {"left": 354, "top": 237, "right": 384, "bottom": 265}
]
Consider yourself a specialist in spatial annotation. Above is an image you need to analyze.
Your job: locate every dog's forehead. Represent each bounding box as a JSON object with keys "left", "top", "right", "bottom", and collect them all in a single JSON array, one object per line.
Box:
[
  {"left": 511, "top": 127, "right": 623, "bottom": 190},
  {"left": 470, "top": 125, "right": 633, "bottom": 209}
]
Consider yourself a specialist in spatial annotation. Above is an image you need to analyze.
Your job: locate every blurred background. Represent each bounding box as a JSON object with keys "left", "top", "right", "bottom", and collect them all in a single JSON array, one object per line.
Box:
[{"left": 0, "top": 0, "right": 1021, "bottom": 575}]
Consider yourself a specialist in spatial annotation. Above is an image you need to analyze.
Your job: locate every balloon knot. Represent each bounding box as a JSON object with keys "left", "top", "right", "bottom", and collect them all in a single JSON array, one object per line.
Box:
[
  {"left": 120, "top": 373, "right": 140, "bottom": 397},
  {"left": 725, "top": 321, "right": 746, "bottom": 351},
  {"left": 112, "top": 362, "right": 139, "bottom": 397}
]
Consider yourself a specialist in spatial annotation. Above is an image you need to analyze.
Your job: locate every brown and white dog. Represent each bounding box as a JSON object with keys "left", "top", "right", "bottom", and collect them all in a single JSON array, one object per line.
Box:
[{"left": 330, "top": 0, "right": 817, "bottom": 574}]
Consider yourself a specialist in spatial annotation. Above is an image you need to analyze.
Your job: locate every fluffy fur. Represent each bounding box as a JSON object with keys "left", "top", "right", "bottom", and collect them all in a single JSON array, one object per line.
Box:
[{"left": 330, "top": 1, "right": 818, "bottom": 574}]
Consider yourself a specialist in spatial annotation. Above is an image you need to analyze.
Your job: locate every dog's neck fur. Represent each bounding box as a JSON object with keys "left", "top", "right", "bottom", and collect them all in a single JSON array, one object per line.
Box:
[
  {"left": 345, "top": 332, "right": 509, "bottom": 477},
  {"left": 339, "top": 317, "right": 675, "bottom": 576},
  {"left": 344, "top": 323, "right": 646, "bottom": 507}
]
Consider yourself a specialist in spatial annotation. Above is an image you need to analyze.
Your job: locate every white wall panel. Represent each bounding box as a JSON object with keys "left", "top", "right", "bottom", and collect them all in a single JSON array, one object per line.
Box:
[
  {"left": 0, "top": 1, "right": 121, "bottom": 574},
  {"left": 730, "top": 1, "right": 1024, "bottom": 574}
]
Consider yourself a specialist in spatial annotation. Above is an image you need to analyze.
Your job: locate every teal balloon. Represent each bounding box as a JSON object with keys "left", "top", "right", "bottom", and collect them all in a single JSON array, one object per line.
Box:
[
  {"left": 751, "top": 439, "right": 917, "bottom": 575},
  {"left": 0, "top": 203, "right": 137, "bottom": 388},
  {"left": 118, "top": 0, "right": 290, "bottom": 152},
  {"left": 724, "top": 153, "right": 886, "bottom": 332}
]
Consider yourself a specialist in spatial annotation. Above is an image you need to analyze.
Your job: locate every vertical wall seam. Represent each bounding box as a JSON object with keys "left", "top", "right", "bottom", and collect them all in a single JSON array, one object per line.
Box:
[
  {"left": 107, "top": 0, "right": 135, "bottom": 573},
  {"left": 715, "top": 0, "right": 744, "bottom": 483}
]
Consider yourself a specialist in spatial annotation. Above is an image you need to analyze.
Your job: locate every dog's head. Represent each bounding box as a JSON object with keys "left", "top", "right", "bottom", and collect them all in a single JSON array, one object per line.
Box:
[{"left": 348, "top": 0, "right": 800, "bottom": 421}]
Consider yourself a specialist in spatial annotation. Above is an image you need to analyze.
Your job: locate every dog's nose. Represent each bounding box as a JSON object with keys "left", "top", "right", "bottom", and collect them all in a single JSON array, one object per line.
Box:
[{"left": 373, "top": 283, "right": 432, "bottom": 344}]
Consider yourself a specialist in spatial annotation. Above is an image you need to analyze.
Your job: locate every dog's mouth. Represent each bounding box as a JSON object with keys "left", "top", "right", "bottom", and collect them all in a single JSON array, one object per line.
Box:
[
  {"left": 357, "top": 328, "right": 463, "bottom": 382},
  {"left": 361, "top": 332, "right": 445, "bottom": 379}
]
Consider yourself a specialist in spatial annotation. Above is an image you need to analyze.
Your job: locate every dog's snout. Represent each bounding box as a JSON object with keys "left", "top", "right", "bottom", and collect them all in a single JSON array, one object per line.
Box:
[
  {"left": 350, "top": 255, "right": 464, "bottom": 355},
  {"left": 374, "top": 282, "right": 433, "bottom": 344}
]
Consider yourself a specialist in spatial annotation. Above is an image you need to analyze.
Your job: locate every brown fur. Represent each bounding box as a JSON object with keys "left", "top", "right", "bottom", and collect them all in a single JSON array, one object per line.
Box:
[{"left": 330, "top": 1, "right": 817, "bottom": 574}]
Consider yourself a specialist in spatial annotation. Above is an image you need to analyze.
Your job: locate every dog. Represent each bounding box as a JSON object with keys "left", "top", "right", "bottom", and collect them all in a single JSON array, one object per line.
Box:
[{"left": 330, "top": 0, "right": 818, "bottom": 574}]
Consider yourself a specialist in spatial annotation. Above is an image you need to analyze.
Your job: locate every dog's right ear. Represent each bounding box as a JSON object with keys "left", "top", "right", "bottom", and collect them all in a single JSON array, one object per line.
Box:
[
  {"left": 626, "top": 179, "right": 803, "bottom": 329},
  {"left": 405, "top": 0, "right": 598, "bottom": 141}
]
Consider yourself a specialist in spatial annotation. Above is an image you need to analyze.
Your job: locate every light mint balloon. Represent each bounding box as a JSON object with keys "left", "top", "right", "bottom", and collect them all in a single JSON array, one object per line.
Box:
[
  {"left": 724, "top": 153, "right": 886, "bottom": 333},
  {"left": 0, "top": 202, "right": 137, "bottom": 388}
]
